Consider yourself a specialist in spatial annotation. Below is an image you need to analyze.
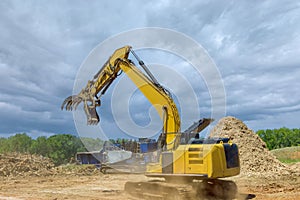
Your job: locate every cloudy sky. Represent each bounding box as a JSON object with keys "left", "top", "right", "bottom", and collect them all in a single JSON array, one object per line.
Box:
[{"left": 0, "top": 0, "right": 299, "bottom": 139}]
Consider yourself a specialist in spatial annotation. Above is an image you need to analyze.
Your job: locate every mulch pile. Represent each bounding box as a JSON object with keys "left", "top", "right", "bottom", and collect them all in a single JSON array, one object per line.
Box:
[
  {"left": 0, "top": 152, "right": 101, "bottom": 177},
  {"left": 210, "top": 116, "right": 298, "bottom": 179},
  {"left": 0, "top": 153, "right": 54, "bottom": 177}
]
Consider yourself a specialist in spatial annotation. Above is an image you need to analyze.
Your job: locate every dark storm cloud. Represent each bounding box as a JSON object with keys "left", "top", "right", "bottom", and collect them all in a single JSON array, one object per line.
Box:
[
  {"left": 0, "top": 0, "right": 299, "bottom": 138},
  {"left": 145, "top": 0, "right": 300, "bottom": 129},
  {"left": 0, "top": 0, "right": 150, "bottom": 137}
]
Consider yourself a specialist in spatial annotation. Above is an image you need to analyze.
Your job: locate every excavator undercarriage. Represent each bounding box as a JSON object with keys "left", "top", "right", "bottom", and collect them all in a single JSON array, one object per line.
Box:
[{"left": 124, "top": 177, "right": 239, "bottom": 200}]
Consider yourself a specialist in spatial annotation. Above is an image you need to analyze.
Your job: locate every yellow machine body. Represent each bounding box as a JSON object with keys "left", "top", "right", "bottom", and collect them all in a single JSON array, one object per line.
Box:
[
  {"left": 62, "top": 45, "right": 240, "bottom": 180},
  {"left": 147, "top": 142, "right": 240, "bottom": 179}
]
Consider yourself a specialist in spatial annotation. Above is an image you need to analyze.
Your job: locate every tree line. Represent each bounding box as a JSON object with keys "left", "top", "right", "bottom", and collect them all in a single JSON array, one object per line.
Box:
[
  {"left": 0, "top": 128, "right": 299, "bottom": 165},
  {"left": 0, "top": 133, "right": 140, "bottom": 166},
  {"left": 256, "top": 127, "right": 300, "bottom": 150},
  {"left": 0, "top": 133, "right": 103, "bottom": 165}
]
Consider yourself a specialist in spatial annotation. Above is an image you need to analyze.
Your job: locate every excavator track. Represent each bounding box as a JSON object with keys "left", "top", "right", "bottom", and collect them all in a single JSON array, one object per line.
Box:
[
  {"left": 125, "top": 180, "right": 194, "bottom": 200},
  {"left": 124, "top": 178, "right": 252, "bottom": 200}
]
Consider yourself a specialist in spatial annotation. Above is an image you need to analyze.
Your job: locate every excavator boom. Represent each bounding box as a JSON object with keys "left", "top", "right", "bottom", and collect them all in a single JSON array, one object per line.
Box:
[{"left": 62, "top": 46, "right": 180, "bottom": 150}]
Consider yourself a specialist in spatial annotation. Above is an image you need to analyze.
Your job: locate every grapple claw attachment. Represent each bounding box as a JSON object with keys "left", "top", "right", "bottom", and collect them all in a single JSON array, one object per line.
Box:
[
  {"left": 85, "top": 105, "right": 100, "bottom": 125},
  {"left": 61, "top": 93, "right": 100, "bottom": 125},
  {"left": 61, "top": 95, "right": 82, "bottom": 111}
]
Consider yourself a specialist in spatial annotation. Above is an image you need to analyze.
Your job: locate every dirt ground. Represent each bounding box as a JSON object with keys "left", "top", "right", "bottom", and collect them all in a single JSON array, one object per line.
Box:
[
  {"left": 1, "top": 117, "right": 299, "bottom": 199},
  {"left": 0, "top": 172, "right": 299, "bottom": 200}
]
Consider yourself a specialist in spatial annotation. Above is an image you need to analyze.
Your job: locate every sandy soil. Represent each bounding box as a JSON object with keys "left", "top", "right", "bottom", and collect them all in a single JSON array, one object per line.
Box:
[{"left": 0, "top": 173, "right": 299, "bottom": 200}]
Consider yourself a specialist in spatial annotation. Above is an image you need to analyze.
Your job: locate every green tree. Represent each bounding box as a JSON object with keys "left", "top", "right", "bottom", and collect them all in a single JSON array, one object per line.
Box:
[
  {"left": 30, "top": 136, "right": 49, "bottom": 156},
  {"left": 46, "top": 134, "right": 82, "bottom": 165},
  {"left": 8, "top": 133, "right": 32, "bottom": 153},
  {"left": 0, "top": 137, "right": 9, "bottom": 153},
  {"left": 257, "top": 128, "right": 300, "bottom": 150}
]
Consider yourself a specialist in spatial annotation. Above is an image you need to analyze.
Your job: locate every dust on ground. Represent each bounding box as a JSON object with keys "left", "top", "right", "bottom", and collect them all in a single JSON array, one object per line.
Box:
[{"left": 0, "top": 116, "right": 299, "bottom": 199}]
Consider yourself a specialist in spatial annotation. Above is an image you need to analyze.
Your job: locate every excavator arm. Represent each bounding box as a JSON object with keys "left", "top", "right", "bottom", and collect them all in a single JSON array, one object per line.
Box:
[
  {"left": 61, "top": 46, "right": 131, "bottom": 125},
  {"left": 62, "top": 46, "right": 180, "bottom": 150}
]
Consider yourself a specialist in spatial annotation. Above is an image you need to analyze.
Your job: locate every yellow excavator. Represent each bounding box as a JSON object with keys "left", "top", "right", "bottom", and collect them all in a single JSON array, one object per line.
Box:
[{"left": 62, "top": 46, "right": 241, "bottom": 199}]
